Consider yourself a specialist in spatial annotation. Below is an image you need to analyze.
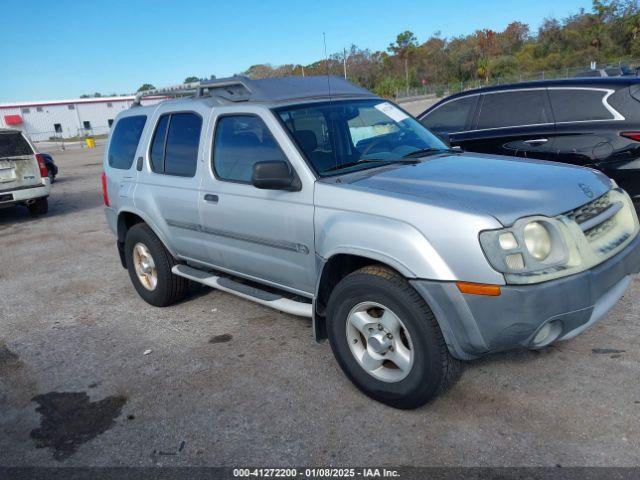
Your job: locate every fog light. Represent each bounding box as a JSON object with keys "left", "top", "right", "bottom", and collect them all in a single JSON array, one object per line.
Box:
[{"left": 532, "top": 321, "right": 562, "bottom": 347}]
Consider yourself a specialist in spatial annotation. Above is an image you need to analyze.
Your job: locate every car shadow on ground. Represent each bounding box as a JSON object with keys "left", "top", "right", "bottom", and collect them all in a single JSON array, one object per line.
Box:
[{"left": 0, "top": 187, "right": 103, "bottom": 228}]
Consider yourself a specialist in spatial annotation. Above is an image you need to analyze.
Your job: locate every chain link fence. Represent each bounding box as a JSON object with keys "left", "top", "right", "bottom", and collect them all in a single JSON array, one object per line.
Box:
[
  {"left": 32, "top": 125, "right": 110, "bottom": 151},
  {"left": 394, "top": 60, "right": 640, "bottom": 100}
]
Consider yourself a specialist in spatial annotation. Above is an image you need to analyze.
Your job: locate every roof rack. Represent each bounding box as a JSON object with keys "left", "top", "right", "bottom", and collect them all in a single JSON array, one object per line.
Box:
[
  {"left": 132, "top": 76, "right": 253, "bottom": 106},
  {"left": 132, "top": 75, "right": 376, "bottom": 107}
]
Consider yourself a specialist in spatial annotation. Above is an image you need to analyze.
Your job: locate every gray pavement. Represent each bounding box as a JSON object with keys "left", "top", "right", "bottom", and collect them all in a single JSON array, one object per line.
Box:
[{"left": 0, "top": 146, "right": 639, "bottom": 467}]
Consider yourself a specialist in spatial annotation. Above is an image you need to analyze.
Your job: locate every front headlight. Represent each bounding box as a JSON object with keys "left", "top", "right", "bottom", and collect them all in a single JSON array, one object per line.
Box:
[
  {"left": 479, "top": 216, "right": 570, "bottom": 279},
  {"left": 480, "top": 188, "right": 639, "bottom": 285},
  {"left": 523, "top": 221, "right": 552, "bottom": 260}
]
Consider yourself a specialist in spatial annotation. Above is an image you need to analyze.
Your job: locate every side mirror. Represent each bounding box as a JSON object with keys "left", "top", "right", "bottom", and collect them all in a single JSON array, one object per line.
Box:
[{"left": 251, "top": 161, "right": 300, "bottom": 191}]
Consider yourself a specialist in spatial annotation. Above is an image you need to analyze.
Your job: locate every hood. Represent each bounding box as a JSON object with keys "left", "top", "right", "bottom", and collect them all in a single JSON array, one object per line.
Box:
[{"left": 350, "top": 153, "right": 612, "bottom": 226}]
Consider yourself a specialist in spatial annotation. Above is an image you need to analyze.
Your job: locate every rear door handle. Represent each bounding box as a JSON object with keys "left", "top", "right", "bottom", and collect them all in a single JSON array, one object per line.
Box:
[
  {"left": 204, "top": 194, "right": 219, "bottom": 203},
  {"left": 523, "top": 138, "right": 548, "bottom": 145}
]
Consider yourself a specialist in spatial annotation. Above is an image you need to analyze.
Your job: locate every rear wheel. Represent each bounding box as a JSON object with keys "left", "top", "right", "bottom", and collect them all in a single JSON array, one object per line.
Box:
[
  {"left": 124, "top": 223, "right": 187, "bottom": 307},
  {"left": 27, "top": 197, "right": 48, "bottom": 215},
  {"left": 326, "top": 265, "right": 462, "bottom": 409}
]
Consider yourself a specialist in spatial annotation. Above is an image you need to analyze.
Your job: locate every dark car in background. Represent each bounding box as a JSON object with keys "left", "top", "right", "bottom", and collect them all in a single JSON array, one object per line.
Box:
[
  {"left": 418, "top": 78, "right": 640, "bottom": 207},
  {"left": 38, "top": 152, "right": 58, "bottom": 183}
]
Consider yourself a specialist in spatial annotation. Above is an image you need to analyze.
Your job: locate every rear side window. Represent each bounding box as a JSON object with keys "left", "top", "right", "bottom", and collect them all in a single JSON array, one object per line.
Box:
[
  {"left": 549, "top": 89, "right": 616, "bottom": 122},
  {"left": 477, "top": 90, "right": 550, "bottom": 129},
  {"left": 421, "top": 96, "right": 477, "bottom": 135},
  {"left": 149, "top": 112, "right": 202, "bottom": 177},
  {"left": 0, "top": 132, "right": 33, "bottom": 157},
  {"left": 108, "top": 115, "right": 147, "bottom": 169},
  {"left": 213, "top": 115, "right": 287, "bottom": 183}
]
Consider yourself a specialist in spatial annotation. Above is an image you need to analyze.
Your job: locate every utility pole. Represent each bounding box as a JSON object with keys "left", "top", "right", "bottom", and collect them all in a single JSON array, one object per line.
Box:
[
  {"left": 301, "top": 66, "right": 305, "bottom": 77},
  {"left": 404, "top": 57, "right": 409, "bottom": 90},
  {"left": 343, "top": 47, "right": 348, "bottom": 79}
]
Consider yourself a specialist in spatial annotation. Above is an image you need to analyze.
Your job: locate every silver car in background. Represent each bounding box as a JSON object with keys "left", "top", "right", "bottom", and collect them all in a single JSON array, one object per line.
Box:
[{"left": 102, "top": 76, "right": 640, "bottom": 408}]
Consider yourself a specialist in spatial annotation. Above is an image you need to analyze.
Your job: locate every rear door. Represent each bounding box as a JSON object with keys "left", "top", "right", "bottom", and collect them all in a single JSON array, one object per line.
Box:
[
  {"left": 454, "top": 89, "right": 558, "bottom": 161},
  {"left": 134, "top": 108, "right": 210, "bottom": 261},
  {"left": 0, "top": 130, "right": 40, "bottom": 192}
]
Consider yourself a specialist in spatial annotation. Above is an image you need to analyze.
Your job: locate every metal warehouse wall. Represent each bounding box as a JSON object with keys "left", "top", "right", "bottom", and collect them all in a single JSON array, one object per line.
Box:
[{"left": 0, "top": 97, "right": 161, "bottom": 142}]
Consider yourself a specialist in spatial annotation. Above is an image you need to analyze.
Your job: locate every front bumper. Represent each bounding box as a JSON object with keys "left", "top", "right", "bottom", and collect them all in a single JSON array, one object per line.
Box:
[{"left": 411, "top": 233, "right": 640, "bottom": 360}]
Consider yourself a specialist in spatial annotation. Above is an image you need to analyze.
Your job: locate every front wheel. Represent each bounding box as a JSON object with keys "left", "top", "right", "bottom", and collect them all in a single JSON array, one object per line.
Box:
[
  {"left": 326, "top": 265, "right": 462, "bottom": 409},
  {"left": 124, "top": 223, "right": 188, "bottom": 307}
]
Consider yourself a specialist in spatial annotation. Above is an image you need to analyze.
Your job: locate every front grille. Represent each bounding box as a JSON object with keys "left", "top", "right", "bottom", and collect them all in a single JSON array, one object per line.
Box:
[
  {"left": 567, "top": 192, "right": 612, "bottom": 225},
  {"left": 565, "top": 190, "right": 633, "bottom": 256}
]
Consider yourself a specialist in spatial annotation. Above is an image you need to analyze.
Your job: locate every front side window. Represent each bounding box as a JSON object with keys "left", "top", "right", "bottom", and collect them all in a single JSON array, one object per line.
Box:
[
  {"left": 213, "top": 115, "right": 287, "bottom": 183},
  {"left": 420, "top": 96, "right": 477, "bottom": 135},
  {"left": 549, "top": 89, "right": 616, "bottom": 122},
  {"left": 107, "top": 115, "right": 147, "bottom": 170},
  {"left": 149, "top": 112, "right": 202, "bottom": 177},
  {"left": 276, "top": 99, "right": 446, "bottom": 176},
  {"left": 477, "top": 90, "right": 550, "bottom": 129}
]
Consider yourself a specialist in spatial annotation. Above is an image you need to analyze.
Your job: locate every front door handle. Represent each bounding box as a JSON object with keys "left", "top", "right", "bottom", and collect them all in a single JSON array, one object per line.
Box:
[
  {"left": 204, "top": 193, "right": 219, "bottom": 203},
  {"left": 523, "top": 138, "right": 548, "bottom": 145}
]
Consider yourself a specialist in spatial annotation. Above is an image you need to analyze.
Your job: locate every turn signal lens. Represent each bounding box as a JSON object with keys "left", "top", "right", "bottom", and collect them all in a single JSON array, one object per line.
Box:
[{"left": 456, "top": 282, "right": 501, "bottom": 296}]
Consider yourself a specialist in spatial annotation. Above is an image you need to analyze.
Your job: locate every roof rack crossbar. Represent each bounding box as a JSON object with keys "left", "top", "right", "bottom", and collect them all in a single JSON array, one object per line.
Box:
[{"left": 133, "top": 77, "right": 255, "bottom": 106}]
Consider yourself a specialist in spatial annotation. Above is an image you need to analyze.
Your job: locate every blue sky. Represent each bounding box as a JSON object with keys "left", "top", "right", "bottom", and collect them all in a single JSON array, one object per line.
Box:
[{"left": 2, "top": 0, "right": 590, "bottom": 102}]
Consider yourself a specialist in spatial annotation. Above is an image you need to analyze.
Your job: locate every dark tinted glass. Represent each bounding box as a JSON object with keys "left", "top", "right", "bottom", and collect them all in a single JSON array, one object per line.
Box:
[
  {"left": 107, "top": 115, "right": 146, "bottom": 169},
  {"left": 477, "top": 90, "right": 550, "bottom": 129},
  {"left": 421, "top": 96, "right": 476, "bottom": 134},
  {"left": 213, "top": 115, "right": 286, "bottom": 182},
  {"left": 150, "top": 115, "right": 169, "bottom": 173},
  {"left": 549, "top": 89, "right": 615, "bottom": 122},
  {"left": 164, "top": 113, "right": 202, "bottom": 177},
  {"left": 0, "top": 132, "right": 33, "bottom": 157}
]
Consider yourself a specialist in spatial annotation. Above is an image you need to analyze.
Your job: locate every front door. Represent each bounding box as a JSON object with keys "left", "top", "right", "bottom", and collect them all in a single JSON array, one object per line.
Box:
[{"left": 199, "top": 111, "right": 316, "bottom": 295}]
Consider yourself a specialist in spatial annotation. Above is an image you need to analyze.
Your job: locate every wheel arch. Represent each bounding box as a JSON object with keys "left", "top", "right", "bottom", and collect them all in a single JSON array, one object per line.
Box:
[
  {"left": 116, "top": 209, "right": 178, "bottom": 267},
  {"left": 313, "top": 252, "right": 409, "bottom": 342}
]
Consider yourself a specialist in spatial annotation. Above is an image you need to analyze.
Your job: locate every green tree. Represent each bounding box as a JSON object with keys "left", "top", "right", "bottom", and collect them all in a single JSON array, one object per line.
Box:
[
  {"left": 184, "top": 76, "right": 200, "bottom": 83},
  {"left": 388, "top": 31, "right": 418, "bottom": 88},
  {"left": 137, "top": 83, "right": 155, "bottom": 92}
]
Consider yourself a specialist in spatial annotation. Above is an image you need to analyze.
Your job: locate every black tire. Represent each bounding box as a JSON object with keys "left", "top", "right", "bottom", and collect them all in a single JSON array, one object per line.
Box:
[
  {"left": 124, "top": 223, "right": 188, "bottom": 307},
  {"left": 48, "top": 170, "right": 55, "bottom": 183},
  {"left": 326, "top": 265, "right": 462, "bottom": 409},
  {"left": 27, "top": 197, "right": 48, "bottom": 215}
]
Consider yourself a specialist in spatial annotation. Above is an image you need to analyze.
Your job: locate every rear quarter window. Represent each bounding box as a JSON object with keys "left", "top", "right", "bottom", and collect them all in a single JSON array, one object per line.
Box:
[
  {"left": 549, "top": 89, "right": 617, "bottom": 122},
  {"left": 107, "top": 115, "right": 147, "bottom": 169},
  {"left": 0, "top": 132, "right": 33, "bottom": 157}
]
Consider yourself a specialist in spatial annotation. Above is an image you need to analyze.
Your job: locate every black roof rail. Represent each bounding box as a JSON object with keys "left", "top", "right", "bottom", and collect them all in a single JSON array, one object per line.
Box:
[{"left": 132, "top": 75, "right": 376, "bottom": 107}]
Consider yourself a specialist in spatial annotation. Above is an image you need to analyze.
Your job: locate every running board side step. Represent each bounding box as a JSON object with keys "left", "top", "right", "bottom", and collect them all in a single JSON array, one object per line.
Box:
[{"left": 172, "top": 264, "right": 312, "bottom": 318}]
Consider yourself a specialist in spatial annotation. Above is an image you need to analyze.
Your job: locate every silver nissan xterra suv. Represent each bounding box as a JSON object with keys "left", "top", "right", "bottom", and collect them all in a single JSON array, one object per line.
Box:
[{"left": 103, "top": 76, "right": 640, "bottom": 408}]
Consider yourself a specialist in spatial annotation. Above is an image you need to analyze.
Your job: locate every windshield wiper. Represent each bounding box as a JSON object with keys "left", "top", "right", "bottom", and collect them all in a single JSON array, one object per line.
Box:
[
  {"left": 402, "top": 147, "right": 457, "bottom": 158},
  {"left": 322, "top": 158, "right": 419, "bottom": 174}
]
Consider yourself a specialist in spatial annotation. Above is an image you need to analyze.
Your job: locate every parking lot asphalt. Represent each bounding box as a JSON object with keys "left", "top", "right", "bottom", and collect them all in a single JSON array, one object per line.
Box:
[{"left": 1, "top": 145, "right": 639, "bottom": 467}]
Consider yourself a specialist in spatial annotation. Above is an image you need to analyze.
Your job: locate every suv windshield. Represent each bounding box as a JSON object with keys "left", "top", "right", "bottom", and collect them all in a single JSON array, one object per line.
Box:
[{"left": 275, "top": 99, "right": 447, "bottom": 176}]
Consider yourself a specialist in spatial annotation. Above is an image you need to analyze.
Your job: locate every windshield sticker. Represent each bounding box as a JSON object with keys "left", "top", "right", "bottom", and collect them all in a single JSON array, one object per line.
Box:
[{"left": 375, "top": 102, "right": 409, "bottom": 123}]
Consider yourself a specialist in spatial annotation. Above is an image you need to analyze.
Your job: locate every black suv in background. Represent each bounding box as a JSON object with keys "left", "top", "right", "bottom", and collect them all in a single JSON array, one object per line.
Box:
[{"left": 418, "top": 78, "right": 640, "bottom": 206}]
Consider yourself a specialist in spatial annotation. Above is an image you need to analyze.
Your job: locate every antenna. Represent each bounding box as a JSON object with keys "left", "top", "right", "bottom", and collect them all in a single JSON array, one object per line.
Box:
[{"left": 323, "top": 32, "right": 332, "bottom": 101}]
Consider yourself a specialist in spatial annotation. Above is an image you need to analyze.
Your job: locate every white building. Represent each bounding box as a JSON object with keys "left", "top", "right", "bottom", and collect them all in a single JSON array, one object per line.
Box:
[{"left": 0, "top": 96, "right": 163, "bottom": 141}]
